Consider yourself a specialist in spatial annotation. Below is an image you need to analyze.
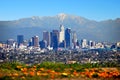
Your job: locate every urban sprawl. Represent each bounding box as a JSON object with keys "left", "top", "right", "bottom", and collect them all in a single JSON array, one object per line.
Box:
[{"left": 0, "top": 25, "right": 120, "bottom": 65}]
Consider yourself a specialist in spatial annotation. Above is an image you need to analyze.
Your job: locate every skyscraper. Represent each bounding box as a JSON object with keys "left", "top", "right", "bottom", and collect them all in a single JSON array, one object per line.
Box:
[
  {"left": 28, "top": 39, "right": 32, "bottom": 47},
  {"left": 72, "top": 31, "right": 77, "bottom": 48},
  {"left": 81, "top": 39, "right": 87, "bottom": 48},
  {"left": 50, "top": 32, "right": 53, "bottom": 47},
  {"left": 43, "top": 31, "right": 51, "bottom": 47},
  {"left": 51, "top": 30, "right": 59, "bottom": 50},
  {"left": 32, "top": 36, "right": 39, "bottom": 47},
  {"left": 40, "top": 40, "right": 47, "bottom": 49},
  {"left": 17, "top": 35, "right": 24, "bottom": 46},
  {"left": 65, "top": 28, "right": 71, "bottom": 48},
  {"left": 59, "top": 25, "right": 64, "bottom": 43}
]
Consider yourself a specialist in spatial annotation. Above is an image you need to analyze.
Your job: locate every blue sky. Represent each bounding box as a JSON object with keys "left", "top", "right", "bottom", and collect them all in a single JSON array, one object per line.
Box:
[{"left": 0, "top": 0, "right": 120, "bottom": 21}]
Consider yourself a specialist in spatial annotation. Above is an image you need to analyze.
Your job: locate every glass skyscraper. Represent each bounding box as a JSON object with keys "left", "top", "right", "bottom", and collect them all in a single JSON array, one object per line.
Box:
[
  {"left": 65, "top": 28, "right": 71, "bottom": 48},
  {"left": 17, "top": 35, "right": 24, "bottom": 46}
]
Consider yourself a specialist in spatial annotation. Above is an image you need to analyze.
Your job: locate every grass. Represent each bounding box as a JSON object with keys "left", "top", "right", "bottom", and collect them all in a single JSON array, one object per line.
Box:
[{"left": 0, "top": 61, "right": 120, "bottom": 80}]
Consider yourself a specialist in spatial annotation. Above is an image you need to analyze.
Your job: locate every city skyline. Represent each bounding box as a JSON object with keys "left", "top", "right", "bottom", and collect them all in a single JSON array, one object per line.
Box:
[
  {"left": 0, "top": 0, "right": 120, "bottom": 78},
  {"left": 5, "top": 25, "right": 120, "bottom": 51},
  {"left": 0, "top": 0, "right": 120, "bottom": 21},
  {"left": 0, "top": 0, "right": 120, "bottom": 43},
  {"left": 1, "top": 22, "right": 120, "bottom": 43}
]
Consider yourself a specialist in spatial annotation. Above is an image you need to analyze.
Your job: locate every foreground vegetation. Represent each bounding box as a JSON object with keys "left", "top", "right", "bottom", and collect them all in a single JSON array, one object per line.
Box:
[{"left": 0, "top": 62, "right": 120, "bottom": 80}]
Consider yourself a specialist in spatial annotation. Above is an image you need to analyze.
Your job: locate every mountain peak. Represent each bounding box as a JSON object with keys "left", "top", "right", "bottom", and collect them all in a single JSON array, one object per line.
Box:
[
  {"left": 31, "top": 16, "right": 42, "bottom": 20},
  {"left": 0, "top": 14, "right": 120, "bottom": 42},
  {"left": 57, "top": 13, "right": 67, "bottom": 21},
  {"left": 57, "top": 13, "right": 67, "bottom": 16},
  {"left": 31, "top": 16, "right": 38, "bottom": 20}
]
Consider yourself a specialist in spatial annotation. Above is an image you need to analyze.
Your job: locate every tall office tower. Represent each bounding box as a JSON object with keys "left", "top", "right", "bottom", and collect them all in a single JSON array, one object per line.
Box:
[
  {"left": 40, "top": 40, "right": 47, "bottom": 49},
  {"left": 32, "top": 36, "right": 39, "bottom": 47},
  {"left": 65, "top": 28, "right": 71, "bottom": 48},
  {"left": 50, "top": 32, "right": 53, "bottom": 47},
  {"left": 51, "top": 30, "right": 59, "bottom": 50},
  {"left": 72, "top": 31, "right": 77, "bottom": 48},
  {"left": 28, "top": 39, "right": 32, "bottom": 47},
  {"left": 81, "top": 39, "right": 87, "bottom": 48},
  {"left": 17, "top": 35, "right": 24, "bottom": 46},
  {"left": 43, "top": 31, "right": 51, "bottom": 47},
  {"left": 59, "top": 25, "right": 65, "bottom": 43}
]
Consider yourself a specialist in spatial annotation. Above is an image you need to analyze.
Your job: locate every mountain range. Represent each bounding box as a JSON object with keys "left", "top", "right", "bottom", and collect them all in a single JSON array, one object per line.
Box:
[{"left": 0, "top": 13, "right": 120, "bottom": 42}]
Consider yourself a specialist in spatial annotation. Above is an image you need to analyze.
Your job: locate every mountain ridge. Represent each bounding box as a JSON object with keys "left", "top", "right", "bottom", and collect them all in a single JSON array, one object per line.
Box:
[{"left": 0, "top": 13, "right": 120, "bottom": 42}]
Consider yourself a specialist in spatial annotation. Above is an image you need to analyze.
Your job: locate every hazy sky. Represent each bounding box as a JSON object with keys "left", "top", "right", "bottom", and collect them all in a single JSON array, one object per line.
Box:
[{"left": 0, "top": 0, "right": 120, "bottom": 21}]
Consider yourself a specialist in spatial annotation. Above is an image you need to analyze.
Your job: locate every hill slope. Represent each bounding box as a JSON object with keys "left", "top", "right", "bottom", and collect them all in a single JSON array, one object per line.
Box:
[{"left": 0, "top": 13, "right": 120, "bottom": 42}]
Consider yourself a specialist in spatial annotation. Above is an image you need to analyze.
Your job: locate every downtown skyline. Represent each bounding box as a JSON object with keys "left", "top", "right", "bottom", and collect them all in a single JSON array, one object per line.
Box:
[
  {"left": 0, "top": 0, "right": 120, "bottom": 43},
  {"left": 5, "top": 24, "right": 119, "bottom": 51},
  {"left": 0, "top": 1, "right": 120, "bottom": 79},
  {"left": 0, "top": 13, "right": 120, "bottom": 43}
]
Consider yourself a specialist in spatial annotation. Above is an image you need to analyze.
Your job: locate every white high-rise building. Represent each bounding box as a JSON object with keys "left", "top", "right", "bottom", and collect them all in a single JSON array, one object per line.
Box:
[
  {"left": 81, "top": 39, "right": 87, "bottom": 48},
  {"left": 59, "top": 25, "right": 65, "bottom": 43},
  {"left": 72, "top": 31, "right": 77, "bottom": 48},
  {"left": 72, "top": 31, "right": 77, "bottom": 43}
]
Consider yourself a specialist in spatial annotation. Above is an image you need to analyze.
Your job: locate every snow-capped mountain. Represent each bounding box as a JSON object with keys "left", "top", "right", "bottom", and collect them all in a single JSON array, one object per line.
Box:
[{"left": 0, "top": 13, "right": 120, "bottom": 42}]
